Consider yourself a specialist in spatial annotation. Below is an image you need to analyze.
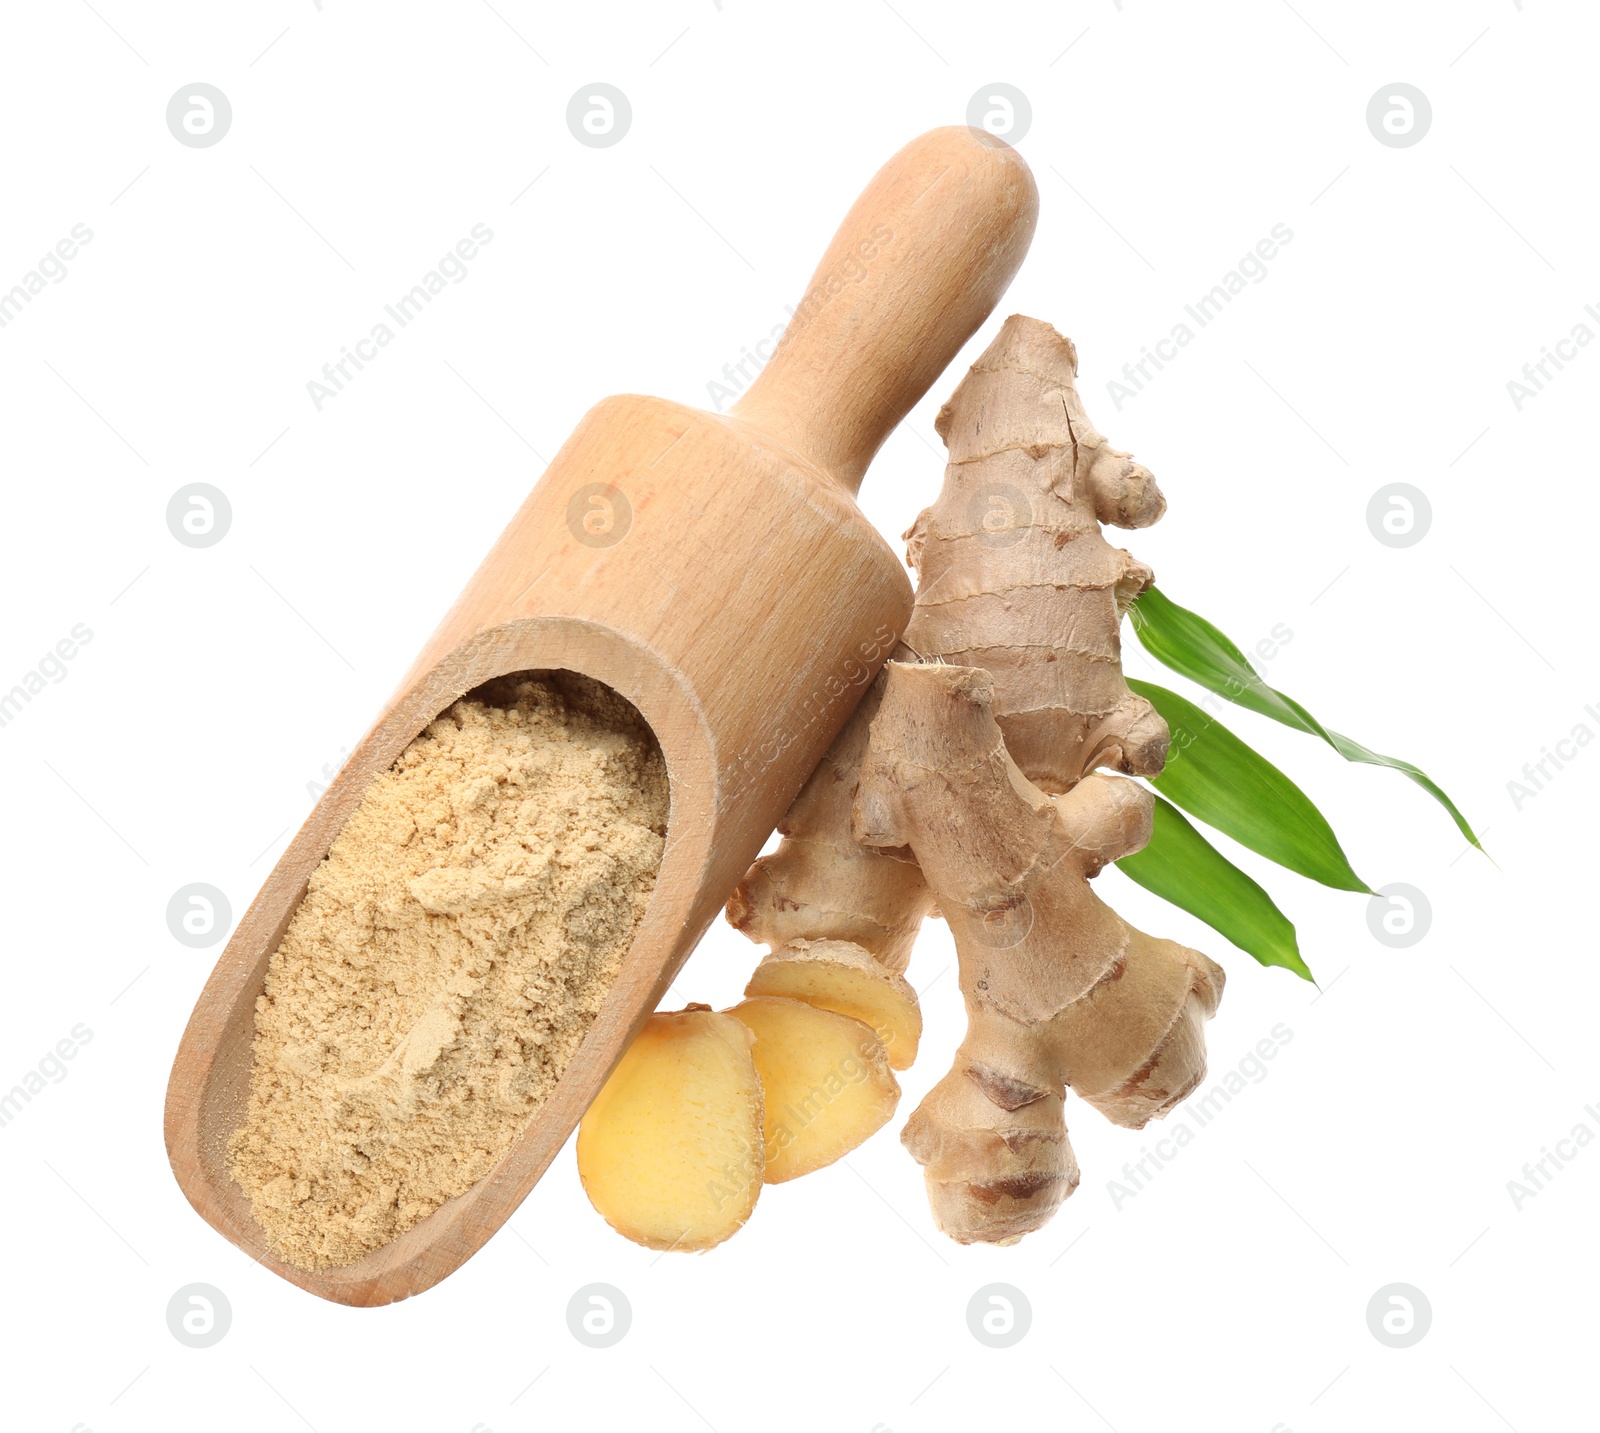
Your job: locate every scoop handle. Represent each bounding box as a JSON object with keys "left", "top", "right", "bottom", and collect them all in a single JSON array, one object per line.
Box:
[{"left": 730, "top": 126, "right": 1038, "bottom": 493}]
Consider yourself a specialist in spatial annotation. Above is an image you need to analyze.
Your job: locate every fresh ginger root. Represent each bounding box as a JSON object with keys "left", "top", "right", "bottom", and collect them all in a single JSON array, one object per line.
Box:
[
  {"left": 745, "top": 938, "right": 922, "bottom": 1069},
  {"left": 903, "top": 314, "right": 1170, "bottom": 795},
  {"left": 582, "top": 316, "right": 1223, "bottom": 1252},
  {"left": 721, "top": 315, "right": 1223, "bottom": 1245},
  {"left": 729, "top": 997, "right": 900, "bottom": 1183},
  {"left": 717, "top": 676, "right": 930, "bottom": 1175},
  {"left": 856, "top": 663, "right": 1223, "bottom": 1243},
  {"left": 860, "top": 316, "right": 1223, "bottom": 1243},
  {"left": 576, "top": 1007, "right": 764, "bottom": 1251},
  {"left": 727, "top": 677, "right": 934, "bottom": 977}
]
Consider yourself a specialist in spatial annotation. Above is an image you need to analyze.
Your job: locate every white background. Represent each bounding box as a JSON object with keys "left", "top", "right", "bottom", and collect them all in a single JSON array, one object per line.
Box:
[{"left": 1, "top": 2, "right": 1594, "bottom": 1430}]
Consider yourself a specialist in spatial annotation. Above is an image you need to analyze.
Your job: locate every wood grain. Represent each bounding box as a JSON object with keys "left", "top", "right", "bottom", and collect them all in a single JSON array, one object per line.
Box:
[{"left": 164, "top": 126, "right": 1038, "bottom": 1305}]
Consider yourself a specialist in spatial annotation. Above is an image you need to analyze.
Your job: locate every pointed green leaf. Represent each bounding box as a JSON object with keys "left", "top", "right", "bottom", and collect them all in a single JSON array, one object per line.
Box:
[
  {"left": 1128, "top": 586, "right": 1483, "bottom": 851},
  {"left": 1129, "top": 678, "right": 1371, "bottom": 894},
  {"left": 1118, "top": 795, "right": 1313, "bottom": 981}
]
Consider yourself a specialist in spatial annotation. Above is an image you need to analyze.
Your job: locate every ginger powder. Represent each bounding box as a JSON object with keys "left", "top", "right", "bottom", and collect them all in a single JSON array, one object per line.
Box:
[{"left": 229, "top": 672, "right": 667, "bottom": 1269}]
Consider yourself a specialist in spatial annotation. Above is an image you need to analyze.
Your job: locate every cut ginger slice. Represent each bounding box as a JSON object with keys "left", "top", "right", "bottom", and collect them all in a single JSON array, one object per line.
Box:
[
  {"left": 728, "top": 996, "right": 899, "bottom": 1182},
  {"left": 744, "top": 938, "right": 922, "bottom": 1069},
  {"left": 576, "top": 1007, "right": 763, "bottom": 1251}
]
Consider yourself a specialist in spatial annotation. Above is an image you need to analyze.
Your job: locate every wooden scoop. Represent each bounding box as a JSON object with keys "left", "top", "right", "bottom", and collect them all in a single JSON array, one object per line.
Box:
[{"left": 165, "top": 126, "right": 1038, "bottom": 1305}]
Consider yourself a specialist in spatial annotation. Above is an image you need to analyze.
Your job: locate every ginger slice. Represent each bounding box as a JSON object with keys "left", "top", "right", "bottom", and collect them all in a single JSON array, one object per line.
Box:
[
  {"left": 744, "top": 938, "right": 922, "bottom": 1069},
  {"left": 576, "top": 1007, "right": 763, "bottom": 1251},
  {"left": 727, "top": 997, "right": 899, "bottom": 1183}
]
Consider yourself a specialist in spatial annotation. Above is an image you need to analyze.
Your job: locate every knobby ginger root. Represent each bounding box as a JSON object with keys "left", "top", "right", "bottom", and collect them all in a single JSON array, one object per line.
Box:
[
  {"left": 576, "top": 1007, "right": 763, "bottom": 1251},
  {"left": 713, "top": 677, "right": 929, "bottom": 1179},
  {"left": 856, "top": 662, "right": 1222, "bottom": 1243},
  {"left": 903, "top": 314, "right": 1168, "bottom": 795},
  {"left": 725, "top": 315, "right": 1221, "bottom": 1245},
  {"left": 852, "top": 316, "right": 1223, "bottom": 1243},
  {"left": 745, "top": 938, "right": 922, "bottom": 1069},
  {"left": 583, "top": 315, "right": 1222, "bottom": 1251},
  {"left": 718, "top": 664, "right": 929, "bottom": 1175},
  {"left": 727, "top": 678, "right": 934, "bottom": 977},
  {"left": 728, "top": 997, "right": 899, "bottom": 1183}
]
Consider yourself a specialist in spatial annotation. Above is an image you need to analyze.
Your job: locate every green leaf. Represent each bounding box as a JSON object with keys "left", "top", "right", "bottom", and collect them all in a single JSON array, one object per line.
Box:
[
  {"left": 1118, "top": 796, "right": 1314, "bottom": 982},
  {"left": 1129, "top": 677, "right": 1371, "bottom": 894},
  {"left": 1128, "top": 585, "right": 1483, "bottom": 851}
]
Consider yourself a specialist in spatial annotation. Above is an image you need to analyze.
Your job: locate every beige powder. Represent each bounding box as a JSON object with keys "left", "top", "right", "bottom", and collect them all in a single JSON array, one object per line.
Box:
[{"left": 229, "top": 672, "right": 668, "bottom": 1269}]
